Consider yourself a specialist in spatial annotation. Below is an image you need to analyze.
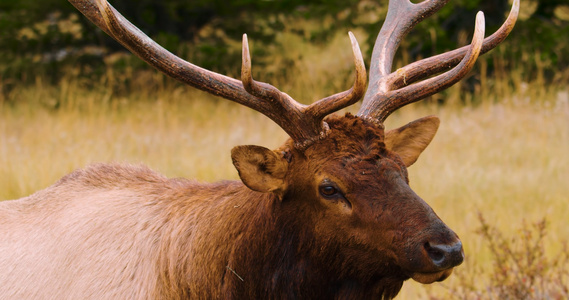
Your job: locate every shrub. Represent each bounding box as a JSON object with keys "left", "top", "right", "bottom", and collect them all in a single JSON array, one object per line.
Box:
[{"left": 429, "top": 212, "right": 569, "bottom": 300}]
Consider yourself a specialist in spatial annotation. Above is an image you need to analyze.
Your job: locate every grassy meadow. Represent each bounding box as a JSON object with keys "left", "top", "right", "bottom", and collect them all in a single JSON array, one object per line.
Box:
[
  {"left": 1, "top": 29, "right": 569, "bottom": 297},
  {"left": 1, "top": 74, "right": 568, "bottom": 298}
]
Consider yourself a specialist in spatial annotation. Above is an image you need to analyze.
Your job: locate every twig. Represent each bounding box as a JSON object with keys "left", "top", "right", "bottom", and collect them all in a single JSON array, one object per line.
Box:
[{"left": 226, "top": 265, "right": 244, "bottom": 282}]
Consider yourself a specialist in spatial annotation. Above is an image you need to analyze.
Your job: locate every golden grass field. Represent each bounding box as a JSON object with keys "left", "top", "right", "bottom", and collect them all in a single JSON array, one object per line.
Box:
[{"left": 1, "top": 72, "right": 568, "bottom": 298}]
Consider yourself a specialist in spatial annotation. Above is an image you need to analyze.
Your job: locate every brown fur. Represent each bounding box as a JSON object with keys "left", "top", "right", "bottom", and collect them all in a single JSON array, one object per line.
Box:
[{"left": 0, "top": 114, "right": 460, "bottom": 299}]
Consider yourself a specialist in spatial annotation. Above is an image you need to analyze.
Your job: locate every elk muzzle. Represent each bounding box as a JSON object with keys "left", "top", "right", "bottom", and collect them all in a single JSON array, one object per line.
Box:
[{"left": 408, "top": 228, "right": 464, "bottom": 284}]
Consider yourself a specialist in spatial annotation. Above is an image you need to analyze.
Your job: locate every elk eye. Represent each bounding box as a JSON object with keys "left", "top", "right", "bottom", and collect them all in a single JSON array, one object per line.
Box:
[
  {"left": 319, "top": 185, "right": 339, "bottom": 197},
  {"left": 318, "top": 181, "right": 351, "bottom": 210}
]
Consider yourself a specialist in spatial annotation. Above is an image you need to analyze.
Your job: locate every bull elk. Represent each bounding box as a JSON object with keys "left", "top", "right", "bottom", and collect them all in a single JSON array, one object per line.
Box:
[{"left": 0, "top": 0, "right": 519, "bottom": 298}]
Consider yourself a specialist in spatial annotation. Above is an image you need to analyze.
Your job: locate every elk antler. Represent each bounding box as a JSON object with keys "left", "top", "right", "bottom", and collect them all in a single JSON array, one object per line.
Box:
[
  {"left": 68, "top": 0, "right": 366, "bottom": 148},
  {"left": 357, "top": 0, "right": 520, "bottom": 123}
]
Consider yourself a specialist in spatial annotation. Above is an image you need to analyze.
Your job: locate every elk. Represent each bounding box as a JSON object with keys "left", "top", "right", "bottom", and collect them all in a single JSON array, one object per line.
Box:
[{"left": 0, "top": 0, "right": 518, "bottom": 299}]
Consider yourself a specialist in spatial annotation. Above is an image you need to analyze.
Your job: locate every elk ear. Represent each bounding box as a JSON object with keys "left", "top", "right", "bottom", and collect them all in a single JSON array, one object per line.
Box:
[
  {"left": 231, "top": 145, "right": 288, "bottom": 195},
  {"left": 384, "top": 116, "right": 440, "bottom": 167}
]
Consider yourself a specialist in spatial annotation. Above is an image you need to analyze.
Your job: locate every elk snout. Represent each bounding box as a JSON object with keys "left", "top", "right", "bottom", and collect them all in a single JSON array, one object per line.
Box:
[{"left": 423, "top": 240, "right": 464, "bottom": 270}]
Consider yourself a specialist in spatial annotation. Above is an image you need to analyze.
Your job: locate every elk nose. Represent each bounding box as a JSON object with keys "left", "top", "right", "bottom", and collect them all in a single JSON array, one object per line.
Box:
[{"left": 424, "top": 240, "right": 464, "bottom": 270}]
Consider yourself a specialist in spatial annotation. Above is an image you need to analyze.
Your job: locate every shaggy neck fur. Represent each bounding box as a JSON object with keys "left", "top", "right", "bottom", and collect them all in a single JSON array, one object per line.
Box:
[{"left": 156, "top": 181, "right": 406, "bottom": 299}]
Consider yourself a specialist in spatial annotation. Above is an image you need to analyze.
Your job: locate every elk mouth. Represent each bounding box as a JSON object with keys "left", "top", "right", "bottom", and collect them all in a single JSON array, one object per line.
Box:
[{"left": 410, "top": 268, "right": 454, "bottom": 284}]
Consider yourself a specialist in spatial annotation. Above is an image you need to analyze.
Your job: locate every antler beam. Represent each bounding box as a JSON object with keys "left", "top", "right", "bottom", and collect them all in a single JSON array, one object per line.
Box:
[{"left": 69, "top": 0, "right": 366, "bottom": 147}]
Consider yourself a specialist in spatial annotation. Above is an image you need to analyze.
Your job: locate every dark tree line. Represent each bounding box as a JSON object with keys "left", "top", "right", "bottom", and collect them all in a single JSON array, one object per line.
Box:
[{"left": 1, "top": 0, "right": 567, "bottom": 86}]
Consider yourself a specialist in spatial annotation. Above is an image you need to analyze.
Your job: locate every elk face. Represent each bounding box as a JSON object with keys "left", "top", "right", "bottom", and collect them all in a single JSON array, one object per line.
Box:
[{"left": 231, "top": 114, "right": 463, "bottom": 283}]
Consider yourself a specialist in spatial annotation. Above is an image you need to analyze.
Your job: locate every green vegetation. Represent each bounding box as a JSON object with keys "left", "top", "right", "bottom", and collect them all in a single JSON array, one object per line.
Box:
[
  {"left": 1, "top": 0, "right": 568, "bottom": 298},
  {"left": 1, "top": 0, "right": 569, "bottom": 92}
]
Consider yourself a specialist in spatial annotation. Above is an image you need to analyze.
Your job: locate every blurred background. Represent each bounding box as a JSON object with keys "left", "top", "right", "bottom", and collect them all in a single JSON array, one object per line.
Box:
[
  {"left": 1, "top": 0, "right": 568, "bottom": 99},
  {"left": 1, "top": 0, "right": 568, "bottom": 298}
]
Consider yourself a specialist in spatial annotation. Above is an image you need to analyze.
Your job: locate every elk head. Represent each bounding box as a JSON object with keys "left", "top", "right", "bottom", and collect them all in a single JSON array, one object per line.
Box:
[{"left": 69, "top": 0, "right": 519, "bottom": 290}]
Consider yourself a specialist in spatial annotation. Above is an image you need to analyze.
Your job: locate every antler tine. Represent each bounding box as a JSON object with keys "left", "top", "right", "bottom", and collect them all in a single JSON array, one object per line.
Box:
[
  {"left": 381, "top": 0, "right": 520, "bottom": 93},
  {"left": 306, "top": 32, "right": 367, "bottom": 119},
  {"left": 240, "top": 34, "right": 323, "bottom": 143},
  {"left": 242, "top": 32, "right": 367, "bottom": 149},
  {"left": 241, "top": 34, "right": 296, "bottom": 105},
  {"left": 358, "top": 0, "right": 519, "bottom": 122},
  {"left": 361, "top": 12, "right": 485, "bottom": 122}
]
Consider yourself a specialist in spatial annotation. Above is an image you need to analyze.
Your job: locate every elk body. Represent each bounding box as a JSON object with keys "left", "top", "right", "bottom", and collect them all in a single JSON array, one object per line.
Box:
[{"left": 0, "top": 0, "right": 518, "bottom": 299}]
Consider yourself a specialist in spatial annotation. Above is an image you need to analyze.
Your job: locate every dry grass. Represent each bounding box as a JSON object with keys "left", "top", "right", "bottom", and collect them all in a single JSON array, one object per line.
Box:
[
  {"left": 1, "top": 73, "right": 568, "bottom": 299},
  {"left": 0, "top": 82, "right": 287, "bottom": 197}
]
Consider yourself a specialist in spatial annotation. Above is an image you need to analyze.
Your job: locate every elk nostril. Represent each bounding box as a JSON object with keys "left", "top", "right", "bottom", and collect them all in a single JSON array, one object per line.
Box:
[
  {"left": 424, "top": 242, "right": 445, "bottom": 263},
  {"left": 423, "top": 241, "right": 464, "bottom": 270}
]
